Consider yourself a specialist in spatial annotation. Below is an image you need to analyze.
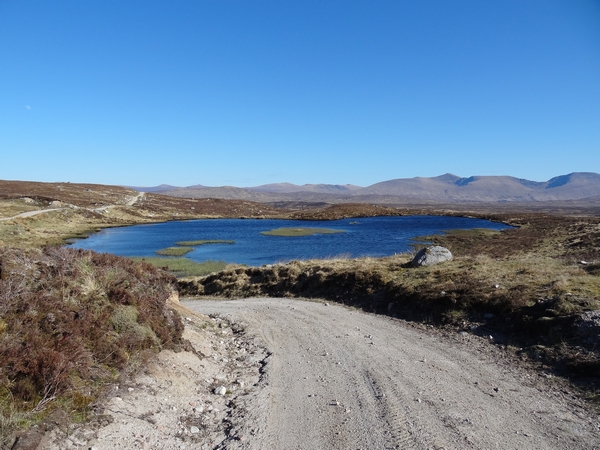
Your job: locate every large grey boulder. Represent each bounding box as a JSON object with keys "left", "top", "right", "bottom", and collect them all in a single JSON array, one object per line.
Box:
[{"left": 412, "top": 246, "right": 452, "bottom": 267}]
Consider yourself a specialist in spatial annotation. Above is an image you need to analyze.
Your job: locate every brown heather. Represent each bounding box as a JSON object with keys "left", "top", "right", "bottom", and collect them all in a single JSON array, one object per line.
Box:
[{"left": 0, "top": 246, "right": 183, "bottom": 440}]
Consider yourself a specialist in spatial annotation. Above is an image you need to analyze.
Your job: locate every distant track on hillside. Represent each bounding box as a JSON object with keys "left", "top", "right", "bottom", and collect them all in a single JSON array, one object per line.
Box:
[
  {"left": 0, "top": 193, "right": 146, "bottom": 221},
  {"left": 0, "top": 208, "right": 64, "bottom": 221}
]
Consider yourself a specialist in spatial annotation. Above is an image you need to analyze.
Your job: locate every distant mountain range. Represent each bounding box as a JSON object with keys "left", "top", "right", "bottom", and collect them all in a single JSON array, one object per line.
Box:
[
  {"left": 132, "top": 172, "right": 600, "bottom": 204},
  {"left": 126, "top": 184, "right": 180, "bottom": 193}
]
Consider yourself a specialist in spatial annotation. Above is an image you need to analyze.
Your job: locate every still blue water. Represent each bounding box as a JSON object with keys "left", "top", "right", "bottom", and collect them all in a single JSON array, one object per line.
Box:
[{"left": 69, "top": 216, "right": 510, "bottom": 266}]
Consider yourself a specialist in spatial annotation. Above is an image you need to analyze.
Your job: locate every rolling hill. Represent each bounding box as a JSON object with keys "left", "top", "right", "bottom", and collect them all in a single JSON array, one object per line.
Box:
[{"left": 152, "top": 172, "right": 600, "bottom": 204}]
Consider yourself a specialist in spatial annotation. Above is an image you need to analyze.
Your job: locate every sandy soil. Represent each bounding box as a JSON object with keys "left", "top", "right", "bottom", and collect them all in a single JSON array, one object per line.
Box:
[
  {"left": 37, "top": 297, "right": 600, "bottom": 450},
  {"left": 35, "top": 308, "right": 268, "bottom": 450}
]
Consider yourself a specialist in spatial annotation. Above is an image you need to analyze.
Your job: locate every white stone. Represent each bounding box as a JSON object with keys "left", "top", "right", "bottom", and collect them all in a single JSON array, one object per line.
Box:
[{"left": 214, "top": 386, "right": 227, "bottom": 395}]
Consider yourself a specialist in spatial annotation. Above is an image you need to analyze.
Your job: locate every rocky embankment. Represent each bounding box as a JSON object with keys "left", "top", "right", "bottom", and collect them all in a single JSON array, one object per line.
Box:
[{"left": 19, "top": 309, "right": 268, "bottom": 450}]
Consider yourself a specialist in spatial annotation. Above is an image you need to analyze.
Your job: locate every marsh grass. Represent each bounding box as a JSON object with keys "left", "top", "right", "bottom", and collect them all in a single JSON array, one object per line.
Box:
[
  {"left": 260, "top": 227, "right": 345, "bottom": 237},
  {"left": 156, "top": 246, "right": 193, "bottom": 256},
  {"left": 175, "top": 240, "right": 235, "bottom": 246},
  {"left": 131, "top": 257, "right": 228, "bottom": 277},
  {"left": 180, "top": 251, "right": 600, "bottom": 331}
]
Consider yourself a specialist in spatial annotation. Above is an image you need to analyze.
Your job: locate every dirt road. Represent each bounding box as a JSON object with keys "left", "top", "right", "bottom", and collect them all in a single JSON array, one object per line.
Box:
[
  {"left": 0, "top": 208, "right": 63, "bottom": 221},
  {"left": 126, "top": 191, "right": 146, "bottom": 206},
  {"left": 0, "top": 192, "right": 145, "bottom": 221},
  {"left": 185, "top": 297, "right": 600, "bottom": 450}
]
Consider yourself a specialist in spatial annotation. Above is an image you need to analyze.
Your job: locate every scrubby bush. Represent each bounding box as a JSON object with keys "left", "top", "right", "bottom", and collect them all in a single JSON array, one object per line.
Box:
[{"left": 0, "top": 246, "right": 183, "bottom": 439}]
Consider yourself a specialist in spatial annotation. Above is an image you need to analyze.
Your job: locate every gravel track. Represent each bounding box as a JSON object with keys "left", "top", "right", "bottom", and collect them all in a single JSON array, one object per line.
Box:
[
  {"left": 185, "top": 297, "right": 600, "bottom": 450},
  {"left": 0, "top": 208, "right": 63, "bottom": 221}
]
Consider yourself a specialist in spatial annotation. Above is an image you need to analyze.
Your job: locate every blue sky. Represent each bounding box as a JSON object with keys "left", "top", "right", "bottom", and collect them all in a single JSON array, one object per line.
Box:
[{"left": 1, "top": 1, "right": 599, "bottom": 187}]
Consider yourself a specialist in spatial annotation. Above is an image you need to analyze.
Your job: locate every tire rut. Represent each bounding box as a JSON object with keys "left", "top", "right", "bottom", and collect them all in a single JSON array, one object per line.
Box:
[
  {"left": 185, "top": 298, "right": 600, "bottom": 450},
  {"left": 360, "top": 369, "right": 419, "bottom": 450}
]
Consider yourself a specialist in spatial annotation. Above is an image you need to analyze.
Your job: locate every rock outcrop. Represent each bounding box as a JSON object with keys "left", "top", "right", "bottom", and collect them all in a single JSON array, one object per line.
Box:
[{"left": 412, "top": 246, "right": 452, "bottom": 267}]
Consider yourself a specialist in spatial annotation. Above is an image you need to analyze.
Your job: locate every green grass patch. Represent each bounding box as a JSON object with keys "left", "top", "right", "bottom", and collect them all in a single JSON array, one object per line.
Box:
[
  {"left": 260, "top": 227, "right": 345, "bottom": 237},
  {"left": 175, "top": 239, "right": 235, "bottom": 246},
  {"left": 156, "top": 246, "right": 193, "bottom": 256},
  {"left": 131, "top": 257, "right": 227, "bottom": 277}
]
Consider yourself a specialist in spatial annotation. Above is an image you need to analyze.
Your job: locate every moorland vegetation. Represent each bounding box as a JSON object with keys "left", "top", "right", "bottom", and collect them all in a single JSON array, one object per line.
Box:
[
  {"left": 0, "top": 179, "right": 599, "bottom": 444},
  {"left": 0, "top": 246, "right": 184, "bottom": 446}
]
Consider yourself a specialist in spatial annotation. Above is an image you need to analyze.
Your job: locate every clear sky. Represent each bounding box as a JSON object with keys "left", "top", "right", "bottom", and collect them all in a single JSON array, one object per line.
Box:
[{"left": 1, "top": 1, "right": 599, "bottom": 187}]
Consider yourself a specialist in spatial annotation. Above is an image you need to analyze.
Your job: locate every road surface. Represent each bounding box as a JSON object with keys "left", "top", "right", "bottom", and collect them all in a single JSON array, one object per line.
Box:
[
  {"left": 185, "top": 297, "right": 600, "bottom": 450},
  {"left": 0, "top": 208, "right": 63, "bottom": 221}
]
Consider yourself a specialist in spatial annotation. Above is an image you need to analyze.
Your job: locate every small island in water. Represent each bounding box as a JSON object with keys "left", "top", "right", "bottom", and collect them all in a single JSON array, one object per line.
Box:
[
  {"left": 175, "top": 240, "right": 235, "bottom": 246},
  {"left": 260, "top": 227, "right": 346, "bottom": 237}
]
